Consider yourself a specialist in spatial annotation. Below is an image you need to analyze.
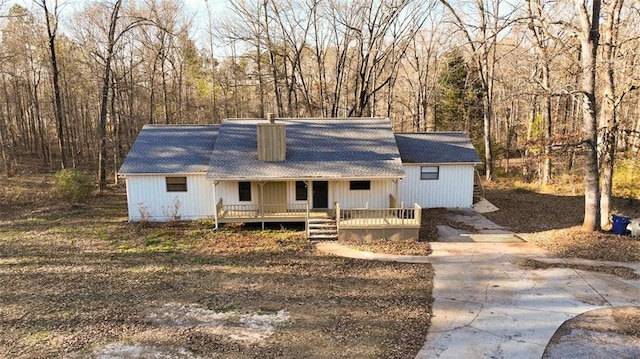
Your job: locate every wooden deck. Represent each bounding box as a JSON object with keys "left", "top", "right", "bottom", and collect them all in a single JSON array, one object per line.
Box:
[
  {"left": 336, "top": 204, "right": 421, "bottom": 228},
  {"left": 215, "top": 198, "right": 422, "bottom": 240}
]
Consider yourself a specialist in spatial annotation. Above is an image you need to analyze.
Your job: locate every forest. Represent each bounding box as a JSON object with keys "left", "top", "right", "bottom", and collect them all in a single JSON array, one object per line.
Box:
[{"left": 0, "top": 0, "right": 638, "bottom": 230}]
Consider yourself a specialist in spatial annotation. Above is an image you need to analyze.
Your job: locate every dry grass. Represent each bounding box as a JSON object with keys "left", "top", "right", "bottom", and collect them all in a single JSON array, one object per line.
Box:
[{"left": 0, "top": 173, "right": 432, "bottom": 359}]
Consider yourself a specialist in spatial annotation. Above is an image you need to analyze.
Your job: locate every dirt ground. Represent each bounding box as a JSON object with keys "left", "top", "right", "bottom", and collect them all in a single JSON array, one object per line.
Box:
[{"left": 0, "top": 172, "right": 432, "bottom": 359}]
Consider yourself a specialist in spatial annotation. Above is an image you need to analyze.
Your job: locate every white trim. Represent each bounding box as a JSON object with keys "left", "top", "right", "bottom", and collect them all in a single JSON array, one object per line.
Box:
[
  {"left": 402, "top": 162, "right": 481, "bottom": 166},
  {"left": 119, "top": 172, "right": 207, "bottom": 177},
  {"left": 208, "top": 176, "right": 404, "bottom": 182}
]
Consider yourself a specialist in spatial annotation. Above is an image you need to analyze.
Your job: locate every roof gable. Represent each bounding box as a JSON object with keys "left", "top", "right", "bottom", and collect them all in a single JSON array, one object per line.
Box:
[
  {"left": 118, "top": 125, "right": 219, "bottom": 174},
  {"left": 395, "top": 132, "right": 481, "bottom": 164}
]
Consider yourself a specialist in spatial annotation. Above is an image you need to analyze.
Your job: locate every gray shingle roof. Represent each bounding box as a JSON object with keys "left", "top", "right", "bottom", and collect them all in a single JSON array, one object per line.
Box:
[
  {"left": 207, "top": 118, "right": 404, "bottom": 180},
  {"left": 394, "top": 132, "right": 481, "bottom": 164},
  {"left": 118, "top": 125, "right": 219, "bottom": 174}
]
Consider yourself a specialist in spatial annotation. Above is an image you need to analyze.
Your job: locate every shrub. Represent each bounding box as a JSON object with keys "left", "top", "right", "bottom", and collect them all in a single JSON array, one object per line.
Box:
[{"left": 53, "top": 169, "right": 93, "bottom": 203}]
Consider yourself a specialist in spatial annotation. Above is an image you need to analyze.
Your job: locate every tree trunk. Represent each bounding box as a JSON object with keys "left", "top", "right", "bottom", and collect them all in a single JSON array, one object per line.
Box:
[
  {"left": 599, "top": 0, "right": 624, "bottom": 228},
  {"left": 542, "top": 68, "right": 552, "bottom": 185},
  {"left": 98, "top": 0, "right": 122, "bottom": 191},
  {"left": 574, "top": 0, "right": 602, "bottom": 231},
  {"left": 40, "top": 0, "right": 67, "bottom": 168},
  {"left": 483, "top": 96, "right": 494, "bottom": 180}
]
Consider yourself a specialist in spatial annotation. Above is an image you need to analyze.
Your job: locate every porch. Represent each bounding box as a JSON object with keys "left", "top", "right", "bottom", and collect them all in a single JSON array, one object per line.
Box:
[{"left": 215, "top": 198, "right": 422, "bottom": 240}]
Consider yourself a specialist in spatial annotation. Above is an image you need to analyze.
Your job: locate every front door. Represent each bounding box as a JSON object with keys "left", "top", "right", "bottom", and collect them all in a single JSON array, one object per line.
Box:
[{"left": 312, "top": 181, "right": 329, "bottom": 209}]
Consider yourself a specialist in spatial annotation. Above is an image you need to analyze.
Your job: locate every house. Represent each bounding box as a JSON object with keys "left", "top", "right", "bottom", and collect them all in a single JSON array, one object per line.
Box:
[
  {"left": 118, "top": 117, "right": 481, "bottom": 240},
  {"left": 394, "top": 132, "right": 482, "bottom": 208}
]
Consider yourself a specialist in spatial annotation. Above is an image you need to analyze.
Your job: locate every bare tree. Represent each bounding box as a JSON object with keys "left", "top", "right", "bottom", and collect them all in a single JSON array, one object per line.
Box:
[
  {"left": 73, "top": 0, "right": 151, "bottom": 189},
  {"left": 346, "top": 0, "right": 426, "bottom": 117},
  {"left": 35, "top": 0, "right": 67, "bottom": 168},
  {"left": 598, "top": 0, "right": 625, "bottom": 227},
  {"left": 526, "top": 0, "right": 554, "bottom": 185},
  {"left": 96, "top": 0, "right": 123, "bottom": 191},
  {"left": 573, "top": 0, "right": 601, "bottom": 231},
  {"left": 439, "top": 0, "right": 518, "bottom": 180}
]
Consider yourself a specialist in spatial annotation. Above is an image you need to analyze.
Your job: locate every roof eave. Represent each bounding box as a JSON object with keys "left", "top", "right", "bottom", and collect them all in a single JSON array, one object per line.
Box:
[
  {"left": 207, "top": 175, "right": 405, "bottom": 182},
  {"left": 118, "top": 171, "right": 208, "bottom": 177},
  {"left": 401, "top": 161, "right": 482, "bottom": 165}
]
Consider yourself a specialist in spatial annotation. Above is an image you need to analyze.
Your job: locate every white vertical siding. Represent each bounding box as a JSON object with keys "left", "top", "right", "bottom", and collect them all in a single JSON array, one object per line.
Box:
[
  {"left": 331, "top": 180, "right": 395, "bottom": 208},
  {"left": 216, "top": 181, "right": 260, "bottom": 205},
  {"left": 126, "top": 174, "right": 215, "bottom": 221},
  {"left": 214, "top": 179, "right": 395, "bottom": 210},
  {"left": 399, "top": 164, "right": 475, "bottom": 208}
]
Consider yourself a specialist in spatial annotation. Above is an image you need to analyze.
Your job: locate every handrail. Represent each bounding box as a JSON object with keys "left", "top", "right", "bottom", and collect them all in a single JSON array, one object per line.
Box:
[
  {"left": 216, "top": 198, "right": 224, "bottom": 215},
  {"left": 335, "top": 202, "right": 341, "bottom": 233},
  {"left": 218, "top": 203, "right": 308, "bottom": 218},
  {"left": 305, "top": 202, "right": 310, "bottom": 239}
]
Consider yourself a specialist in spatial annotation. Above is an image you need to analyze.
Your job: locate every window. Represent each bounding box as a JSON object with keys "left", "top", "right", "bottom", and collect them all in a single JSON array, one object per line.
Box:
[
  {"left": 166, "top": 177, "right": 187, "bottom": 192},
  {"left": 238, "top": 182, "right": 252, "bottom": 201},
  {"left": 349, "top": 180, "right": 371, "bottom": 190},
  {"left": 421, "top": 166, "right": 439, "bottom": 180},
  {"left": 295, "top": 181, "right": 308, "bottom": 201}
]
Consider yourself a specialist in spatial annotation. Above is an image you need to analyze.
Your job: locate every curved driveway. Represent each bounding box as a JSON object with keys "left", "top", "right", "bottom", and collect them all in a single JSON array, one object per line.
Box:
[
  {"left": 317, "top": 222, "right": 640, "bottom": 358},
  {"left": 416, "top": 241, "right": 640, "bottom": 358}
]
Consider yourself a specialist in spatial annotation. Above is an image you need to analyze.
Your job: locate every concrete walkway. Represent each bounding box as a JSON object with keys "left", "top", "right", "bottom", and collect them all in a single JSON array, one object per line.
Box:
[
  {"left": 416, "top": 242, "right": 640, "bottom": 358},
  {"left": 315, "top": 211, "right": 640, "bottom": 359}
]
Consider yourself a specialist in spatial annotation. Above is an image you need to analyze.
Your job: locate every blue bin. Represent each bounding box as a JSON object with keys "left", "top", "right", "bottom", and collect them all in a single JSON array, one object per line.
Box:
[{"left": 612, "top": 214, "right": 631, "bottom": 235}]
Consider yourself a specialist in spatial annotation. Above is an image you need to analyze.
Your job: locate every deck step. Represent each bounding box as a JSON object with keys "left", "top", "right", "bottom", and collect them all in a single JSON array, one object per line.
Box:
[
  {"left": 308, "top": 234, "right": 339, "bottom": 240},
  {"left": 307, "top": 217, "right": 338, "bottom": 240},
  {"left": 308, "top": 218, "right": 336, "bottom": 223},
  {"left": 473, "top": 184, "right": 483, "bottom": 204}
]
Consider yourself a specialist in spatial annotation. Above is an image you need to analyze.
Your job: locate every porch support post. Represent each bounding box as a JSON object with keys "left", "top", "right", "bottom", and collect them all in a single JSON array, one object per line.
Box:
[
  {"left": 213, "top": 181, "right": 219, "bottom": 230},
  {"left": 259, "top": 181, "right": 265, "bottom": 230},
  {"left": 306, "top": 180, "right": 312, "bottom": 210},
  {"left": 394, "top": 179, "right": 400, "bottom": 205}
]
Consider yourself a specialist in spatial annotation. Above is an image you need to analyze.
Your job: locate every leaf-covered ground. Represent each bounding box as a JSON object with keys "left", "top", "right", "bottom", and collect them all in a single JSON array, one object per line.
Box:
[
  {"left": 4, "top": 166, "right": 639, "bottom": 358},
  {"left": 0, "top": 173, "right": 432, "bottom": 359},
  {"left": 482, "top": 182, "right": 640, "bottom": 262}
]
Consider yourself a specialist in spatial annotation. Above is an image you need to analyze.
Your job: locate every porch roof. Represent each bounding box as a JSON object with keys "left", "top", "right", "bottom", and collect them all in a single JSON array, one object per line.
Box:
[
  {"left": 118, "top": 125, "right": 219, "bottom": 175},
  {"left": 394, "top": 132, "right": 481, "bottom": 164},
  {"left": 207, "top": 118, "right": 404, "bottom": 180}
]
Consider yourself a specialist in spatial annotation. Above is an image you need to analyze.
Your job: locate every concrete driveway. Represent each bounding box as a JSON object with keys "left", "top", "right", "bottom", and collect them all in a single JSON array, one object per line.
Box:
[
  {"left": 416, "top": 212, "right": 640, "bottom": 358},
  {"left": 316, "top": 209, "right": 640, "bottom": 358}
]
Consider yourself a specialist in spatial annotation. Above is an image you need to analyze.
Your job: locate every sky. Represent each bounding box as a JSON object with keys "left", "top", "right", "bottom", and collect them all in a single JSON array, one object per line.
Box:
[
  {"left": 6, "top": 0, "right": 233, "bottom": 56},
  {"left": 182, "top": 0, "right": 230, "bottom": 54}
]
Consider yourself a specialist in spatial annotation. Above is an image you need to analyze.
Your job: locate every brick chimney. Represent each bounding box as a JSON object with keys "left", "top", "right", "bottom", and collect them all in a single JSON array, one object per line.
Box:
[{"left": 257, "top": 113, "right": 286, "bottom": 162}]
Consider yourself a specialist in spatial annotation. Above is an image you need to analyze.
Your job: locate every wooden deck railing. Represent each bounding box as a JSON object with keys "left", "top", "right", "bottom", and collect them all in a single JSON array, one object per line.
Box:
[
  {"left": 217, "top": 201, "right": 308, "bottom": 219},
  {"left": 215, "top": 196, "right": 422, "bottom": 232},
  {"left": 338, "top": 203, "right": 422, "bottom": 228}
]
